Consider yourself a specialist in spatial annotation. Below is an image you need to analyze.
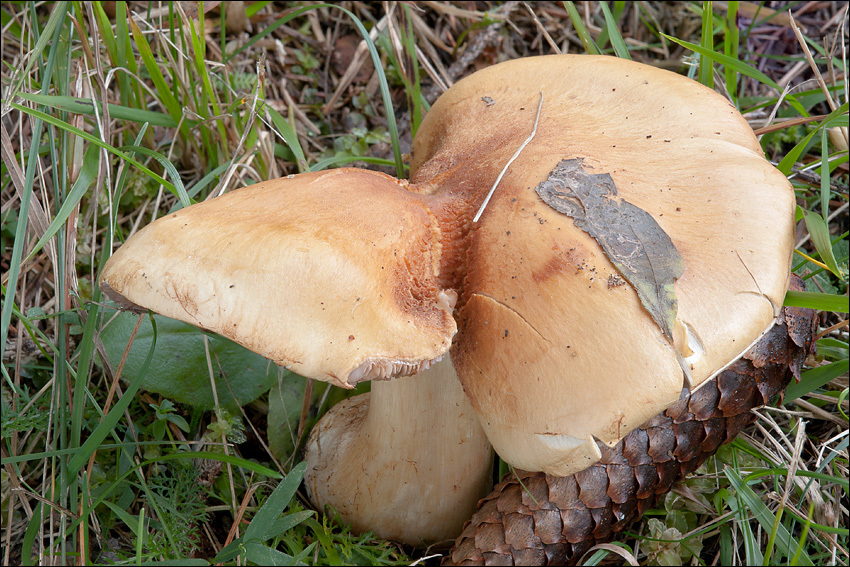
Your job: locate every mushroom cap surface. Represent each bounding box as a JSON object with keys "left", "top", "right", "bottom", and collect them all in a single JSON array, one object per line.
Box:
[
  {"left": 409, "top": 55, "right": 794, "bottom": 475},
  {"left": 99, "top": 169, "right": 457, "bottom": 388}
]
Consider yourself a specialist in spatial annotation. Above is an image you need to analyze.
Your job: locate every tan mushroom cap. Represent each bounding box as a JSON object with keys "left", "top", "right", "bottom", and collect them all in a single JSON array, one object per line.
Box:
[
  {"left": 99, "top": 169, "right": 457, "bottom": 388},
  {"left": 409, "top": 55, "right": 795, "bottom": 475}
]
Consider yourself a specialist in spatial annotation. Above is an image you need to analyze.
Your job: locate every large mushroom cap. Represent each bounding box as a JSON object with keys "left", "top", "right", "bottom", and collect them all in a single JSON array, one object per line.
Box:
[
  {"left": 100, "top": 169, "right": 457, "bottom": 389},
  {"left": 409, "top": 55, "right": 795, "bottom": 475}
]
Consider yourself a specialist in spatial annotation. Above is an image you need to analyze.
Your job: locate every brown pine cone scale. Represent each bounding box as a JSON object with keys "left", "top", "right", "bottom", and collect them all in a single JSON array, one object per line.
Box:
[{"left": 445, "top": 301, "right": 817, "bottom": 566}]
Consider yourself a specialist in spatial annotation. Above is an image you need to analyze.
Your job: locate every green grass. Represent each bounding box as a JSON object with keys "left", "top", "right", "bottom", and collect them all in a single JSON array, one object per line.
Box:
[{"left": 2, "top": 2, "right": 847, "bottom": 565}]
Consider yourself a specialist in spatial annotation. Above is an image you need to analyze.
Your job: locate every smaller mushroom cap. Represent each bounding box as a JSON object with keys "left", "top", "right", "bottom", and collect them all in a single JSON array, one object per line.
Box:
[{"left": 99, "top": 169, "right": 457, "bottom": 388}]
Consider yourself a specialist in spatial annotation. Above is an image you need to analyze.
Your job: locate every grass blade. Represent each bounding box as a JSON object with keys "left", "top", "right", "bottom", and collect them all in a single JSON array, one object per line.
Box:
[
  {"left": 725, "top": 468, "right": 814, "bottom": 566},
  {"left": 245, "top": 461, "right": 309, "bottom": 542},
  {"left": 6, "top": 1, "right": 69, "bottom": 96},
  {"left": 724, "top": 1, "right": 739, "bottom": 100},
  {"left": 777, "top": 103, "right": 848, "bottom": 175},
  {"left": 661, "top": 32, "right": 807, "bottom": 117},
  {"left": 564, "top": 1, "right": 600, "bottom": 55},
  {"left": 66, "top": 314, "right": 156, "bottom": 481},
  {"left": 599, "top": 2, "right": 630, "bottom": 59},
  {"left": 20, "top": 502, "right": 43, "bottom": 566},
  {"left": 783, "top": 289, "right": 848, "bottom": 312},
  {"left": 699, "top": 2, "right": 715, "bottom": 88},
  {"left": 119, "top": 145, "right": 191, "bottom": 209},
  {"left": 802, "top": 210, "right": 844, "bottom": 279},
  {"left": 264, "top": 103, "right": 308, "bottom": 172},
  {"left": 229, "top": 3, "right": 404, "bottom": 176},
  {"left": 23, "top": 143, "right": 99, "bottom": 263},
  {"left": 785, "top": 359, "right": 849, "bottom": 402},
  {"left": 129, "top": 16, "right": 186, "bottom": 137},
  {"left": 309, "top": 155, "right": 397, "bottom": 172},
  {"left": 9, "top": 102, "right": 179, "bottom": 197},
  {"left": 16, "top": 92, "right": 181, "bottom": 127}
]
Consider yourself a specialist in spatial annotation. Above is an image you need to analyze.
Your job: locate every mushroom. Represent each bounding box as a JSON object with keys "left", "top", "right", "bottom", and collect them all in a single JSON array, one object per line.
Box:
[
  {"left": 99, "top": 167, "right": 494, "bottom": 545},
  {"left": 100, "top": 54, "right": 794, "bottom": 546}
]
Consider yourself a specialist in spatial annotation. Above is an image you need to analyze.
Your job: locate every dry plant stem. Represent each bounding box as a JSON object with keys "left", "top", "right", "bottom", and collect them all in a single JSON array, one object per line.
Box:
[
  {"left": 473, "top": 92, "right": 544, "bottom": 223},
  {"left": 789, "top": 14, "right": 838, "bottom": 113},
  {"left": 523, "top": 2, "right": 562, "bottom": 54},
  {"left": 305, "top": 355, "right": 494, "bottom": 546},
  {"left": 223, "top": 483, "right": 261, "bottom": 548},
  {"left": 203, "top": 335, "right": 240, "bottom": 523},
  {"left": 445, "top": 299, "right": 817, "bottom": 566},
  {"left": 789, "top": 12, "right": 848, "bottom": 147},
  {"left": 82, "top": 313, "right": 145, "bottom": 519}
]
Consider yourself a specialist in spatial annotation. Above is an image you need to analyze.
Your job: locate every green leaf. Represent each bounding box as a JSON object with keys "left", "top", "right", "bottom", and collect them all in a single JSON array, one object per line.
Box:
[
  {"left": 129, "top": 16, "right": 186, "bottom": 136},
  {"left": 137, "top": 560, "right": 210, "bottom": 566},
  {"left": 243, "top": 541, "right": 299, "bottom": 566},
  {"left": 785, "top": 359, "right": 849, "bottom": 402},
  {"left": 101, "top": 500, "right": 144, "bottom": 538},
  {"left": 245, "top": 461, "right": 310, "bottom": 543},
  {"left": 119, "top": 144, "right": 191, "bottom": 209},
  {"left": 783, "top": 290, "right": 848, "bottom": 312},
  {"left": 67, "top": 313, "right": 157, "bottom": 481},
  {"left": 816, "top": 337, "right": 849, "bottom": 362},
  {"left": 723, "top": 1, "right": 739, "bottom": 99},
  {"left": 8, "top": 102, "right": 178, "bottom": 197},
  {"left": 264, "top": 103, "right": 308, "bottom": 172},
  {"left": 227, "top": 3, "right": 404, "bottom": 177},
  {"left": 308, "top": 154, "right": 397, "bottom": 172},
  {"left": 6, "top": 1, "right": 68, "bottom": 97},
  {"left": 267, "top": 373, "right": 308, "bottom": 463},
  {"left": 91, "top": 1, "right": 117, "bottom": 63},
  {"left": 98, "top": 310, "right": 278, "bottom": 411},
  {"left": 212, "top": 538, "right": 245, "bottom": 564},
  {"left": 563, "top": 1, "right": 600, "bottom": 55},
  {"left": 661, "top": 32, "right": 807, "bottom": 116},
  {"left": 66, "top": 449, "right": 282, "bottom": 537},
  {"left": 819, "top": 129, "right": 830, "bottom": 218},
  {"left": 599, "top": 2, "right": 630, "bottom": 59},
  {"left": 803, "top": 210, "right": 843, "bottom": 279},
  {"left": 777, "top": 103, "right": 849, "bottom": 175},
  {"left": 255, "top": 511, "right": 314, "bottom": 544},
  {"left": 21, "top": 503, "right": 42, "bottom": 566},
  {"left": 698, "top": 2, "right": 715, "bottom": 88},
  {"left": 15, "top": 93, "right": 180, "bottom": 127}
]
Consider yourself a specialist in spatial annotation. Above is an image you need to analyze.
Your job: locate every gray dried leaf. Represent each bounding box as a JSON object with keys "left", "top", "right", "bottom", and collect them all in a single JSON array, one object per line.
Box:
[{"left": 534, "top": 159, "right": 684, "bottom": 339}]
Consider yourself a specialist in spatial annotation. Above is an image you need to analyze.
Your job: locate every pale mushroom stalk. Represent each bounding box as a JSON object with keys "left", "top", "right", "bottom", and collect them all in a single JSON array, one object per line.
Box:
[{"left": 305, "top": 355, "right": 493, "bottom": 545}]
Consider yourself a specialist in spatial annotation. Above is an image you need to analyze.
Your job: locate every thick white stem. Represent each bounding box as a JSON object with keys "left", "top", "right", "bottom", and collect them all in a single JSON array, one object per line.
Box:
[{"left": 304, "top": 355, "right": 493, "bottom": 545}]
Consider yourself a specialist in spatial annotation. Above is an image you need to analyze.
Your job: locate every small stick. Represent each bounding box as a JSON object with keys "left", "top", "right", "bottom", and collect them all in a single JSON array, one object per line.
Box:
[{"left": 473, "top": 91, "right": 544, "bottom": 223}]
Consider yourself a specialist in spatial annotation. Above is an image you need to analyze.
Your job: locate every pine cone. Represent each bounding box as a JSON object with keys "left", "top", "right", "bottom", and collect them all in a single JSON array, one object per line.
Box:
[{"left": 445, "top": 296, "right": 818, "bottom": 566}]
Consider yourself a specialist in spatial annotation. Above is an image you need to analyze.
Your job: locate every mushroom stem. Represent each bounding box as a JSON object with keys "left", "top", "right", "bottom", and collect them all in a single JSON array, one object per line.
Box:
[{"left": 304, "top": 355, "right": 494, "bottom": 545}]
